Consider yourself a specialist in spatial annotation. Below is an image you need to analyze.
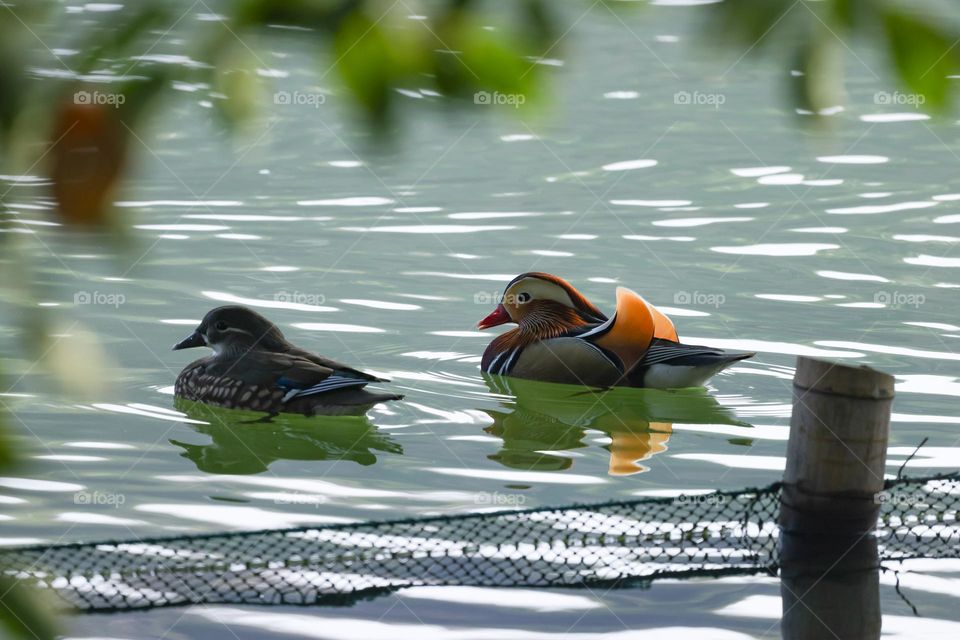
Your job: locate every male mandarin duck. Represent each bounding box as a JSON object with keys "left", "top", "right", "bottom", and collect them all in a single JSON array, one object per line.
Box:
[
  {"left": 478, "top": 272, "right": 754, "bottom": 388},
  {"left": 172, "top": 306, "right": 402, "bottom": 416}
]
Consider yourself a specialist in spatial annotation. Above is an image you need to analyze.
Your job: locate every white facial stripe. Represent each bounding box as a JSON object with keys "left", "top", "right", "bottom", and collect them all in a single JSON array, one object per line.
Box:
[
  {"left": 220, "top": 327, "right": 255, "bottom": 337},
  {"left": 505, "top": 277, "right": 576, "bottom": 313}
]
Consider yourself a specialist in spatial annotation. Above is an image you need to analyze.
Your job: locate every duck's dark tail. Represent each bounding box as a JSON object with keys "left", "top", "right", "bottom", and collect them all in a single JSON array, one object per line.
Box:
[
  {"left": 641, "top": 339, "right": 754, "bottom": 367},
  {"left": 633, "top": 339, "right": 754, "bottom": 389},
  {"left": 705, "top": 350, "right": 756, "bottom": 367}
]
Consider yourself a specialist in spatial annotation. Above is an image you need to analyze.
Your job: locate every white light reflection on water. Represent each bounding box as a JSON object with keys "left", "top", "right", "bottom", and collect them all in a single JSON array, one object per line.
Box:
[
  {"left": 711, "top": 243, "right": 839, "bottom": 256},
  {"left": 187, "top": 608, "right": 761, "bottom": 640}
]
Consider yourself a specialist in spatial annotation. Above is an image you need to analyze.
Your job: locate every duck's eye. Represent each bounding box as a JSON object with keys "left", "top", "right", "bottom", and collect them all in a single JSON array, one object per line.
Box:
[
  {"left": 517, "top": 292, "right": 531, "bottom": 304},
  {"left": 215, "top": 321, "right": 228, "bottom": 331}
]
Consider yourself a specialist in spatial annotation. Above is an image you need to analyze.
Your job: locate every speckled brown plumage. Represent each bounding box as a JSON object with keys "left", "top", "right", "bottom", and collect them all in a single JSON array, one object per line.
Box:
[{"left": 172, "top": 306, "right": 403, "bottom": 416}]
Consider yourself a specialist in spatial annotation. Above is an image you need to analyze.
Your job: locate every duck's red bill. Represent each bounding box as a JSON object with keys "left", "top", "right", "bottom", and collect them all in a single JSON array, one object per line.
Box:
[{"left": 478, "top": 303, "right": 510, "bottom": 330}]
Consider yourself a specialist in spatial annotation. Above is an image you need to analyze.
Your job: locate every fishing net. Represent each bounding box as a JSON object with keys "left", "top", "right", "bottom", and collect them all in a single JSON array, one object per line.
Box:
[{"left": 1, "top": 473, "right": 957, "bottom": 613}]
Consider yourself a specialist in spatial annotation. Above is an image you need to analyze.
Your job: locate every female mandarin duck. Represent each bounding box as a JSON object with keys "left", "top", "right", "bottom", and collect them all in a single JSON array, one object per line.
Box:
[
  {"left": 478, "top": 272, "right": 753, "bottom": 388},
  {"left": 172, "top": 306, "right": 402, "bottom": 416}
]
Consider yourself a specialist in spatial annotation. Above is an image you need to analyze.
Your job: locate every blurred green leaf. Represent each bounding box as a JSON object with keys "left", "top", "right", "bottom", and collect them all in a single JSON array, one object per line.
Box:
[
  {"left": 233, "top": 0, "right": 351, "bottom": 31},
  {"left": 74, "top": 3, "right": 170, "bottom": 75},
  {"left": 521, "top": 0, "right": 561, "bottom": 55},
  {"left": 0, "top": 30, "right": 27, "bottom": 141},
  {"left": 116, "top": 65, "right": 171, "bottom": 127},
  {"left": 0, "top": 400, "right": 15, "bottom": 470},
  {"left": 333, "top": 10, "right": 402, "bottom": 127},
  {"left": 460, "top": 24, "right": 534, "bottom": 96},
  {"left": 0, "top": 576, "right": 59, "bottom": 640},
  {"left": 41, "top": 323, "right": 111, "bottom": 399},
  {"left": 830, "top": 0, "right": 870, "bottom": 31},
  {"left": 213, "top": 45, "right": 262, "bottom": 132},
  {"left": 0, "top": 2, "right": 54, "bottom": 158},
  {"left": 707, "top": 0, "right": 960, "bottom": 118},
  {"left": 706, "top": 0, "right": 798, "bottom": 51},
  {"left": 883, "top": 9, "right": 957, "bottom": 112},
  {"left": 790, "top": 30, "right": 845, "bottom": 116}
]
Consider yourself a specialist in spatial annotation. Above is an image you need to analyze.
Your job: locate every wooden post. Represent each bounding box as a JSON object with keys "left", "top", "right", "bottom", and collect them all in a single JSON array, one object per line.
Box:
[
  {"left": 779, "top": 356, "right": 894, "bottom": 640},
  {"left": 780, "top": 356, "right": 895, "bottom": 535}
]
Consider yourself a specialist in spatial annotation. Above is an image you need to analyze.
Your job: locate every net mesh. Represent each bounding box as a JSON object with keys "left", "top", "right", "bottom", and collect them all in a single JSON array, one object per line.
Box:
[{"left": 2, "top": 473, "right": 958, "bottom": 613}]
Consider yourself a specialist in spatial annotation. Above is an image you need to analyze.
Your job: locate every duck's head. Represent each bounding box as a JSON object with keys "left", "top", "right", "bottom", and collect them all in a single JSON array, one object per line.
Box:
[
  {"left": 477, "top": 272, "right": 608, "bottom": 334},
  {"left": 172, "top": 305, "right": 288, "bottom": 355}
]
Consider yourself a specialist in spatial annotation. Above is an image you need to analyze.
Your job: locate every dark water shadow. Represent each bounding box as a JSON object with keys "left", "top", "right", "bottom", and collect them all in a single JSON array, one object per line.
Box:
[{"left": 170, "top": 398, "right": 403, "bottom": 475}]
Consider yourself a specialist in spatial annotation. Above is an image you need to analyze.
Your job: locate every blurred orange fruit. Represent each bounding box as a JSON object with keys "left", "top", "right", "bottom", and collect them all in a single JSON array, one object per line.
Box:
[{"left": 50, "top": 97, "right": 127, "bottom": 226}]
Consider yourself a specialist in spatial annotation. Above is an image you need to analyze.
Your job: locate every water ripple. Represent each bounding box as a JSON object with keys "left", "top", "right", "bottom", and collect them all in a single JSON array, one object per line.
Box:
[
  {"left": 816, "top": 341, "right": 960, "bottom": 361},
  {"left": 826, "top": 201, "right": 937, "bottom": 215},
  {"left": 905, "top": 255, "right": 960, "bottom": 268},
  {"left": 711, "top": 243, "right": 839, "bottom": 256},
  {"left": 427, "top": 468, "right": 607, "bottom": 485},
  {"left": 136, "top": 224, "right": 229, "bottom": 231},
  {"left": 447, "top": 212, "right": 541, "bottom": 220},
  {"left": 860, "top": 113, "right": 930, "bottom": 123},
  {"left": 339, "top": 299, "right": 421, "bottom": 311},
  {"left": 202, "top": 291, "right": 338, "bottom": 312},
  {"left": 816, "top": 270, "right": 889, "bottom": 282},
  {"left": 297, "top": 197, "right": 393, "bottom": 206},
  {"left": 292, "top": 322, "right": 385, "bottom": 333},
  {"left": 117, "top": 200, "right": 241, "bottom": 207},
  {"left": 817, "top": 155, "right": 889, "bottom": 164},
  {"left": 730, "top": 166, "right": 790, "bottom": 177},
  {"left": 611, "top": 199, "right": 693, "bottom": 207},
  {"left": 341, "top": 225, "right": 515, "bottom": 233},
  {"left": 601, "top": 159, "right": 658, "bottom": 171},
  {"left": 683, "top": 337, "right": 863, "bottom": 358},
  {"left": 653, "top": 217, "right": 752, "bottom": 227}
]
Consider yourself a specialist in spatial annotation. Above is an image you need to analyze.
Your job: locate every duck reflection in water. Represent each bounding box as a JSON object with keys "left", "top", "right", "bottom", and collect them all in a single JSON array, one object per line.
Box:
[
  {"left": 171, "top": 398, "right": 402, "bottom": 475},
  {"left": 482, "top": 376, "right": 749, "bottom": 475}
]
